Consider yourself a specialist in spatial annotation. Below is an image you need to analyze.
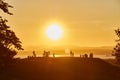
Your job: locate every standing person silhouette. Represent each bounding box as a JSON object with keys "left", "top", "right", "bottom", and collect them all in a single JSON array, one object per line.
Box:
[
  {"left": 53, "top": 53, "right": 55, "bottom": 57},
  {"left": 33, "top": 51, "right": 36, "bottom": 57}
]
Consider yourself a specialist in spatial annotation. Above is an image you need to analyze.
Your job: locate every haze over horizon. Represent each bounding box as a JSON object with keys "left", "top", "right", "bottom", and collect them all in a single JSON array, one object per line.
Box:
[{"left": 1, "top": 0, "right": 120, "bottom": 50}]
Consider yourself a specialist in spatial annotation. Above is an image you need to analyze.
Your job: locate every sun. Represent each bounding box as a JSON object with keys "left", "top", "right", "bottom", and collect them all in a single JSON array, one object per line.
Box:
[{"left": 46, "top": 24, "right": 63, "bottom": 40}]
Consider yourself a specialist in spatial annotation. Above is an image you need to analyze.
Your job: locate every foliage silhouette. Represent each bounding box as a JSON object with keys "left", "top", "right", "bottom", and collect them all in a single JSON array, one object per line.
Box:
[
  {"left": 0, "top": 0, "right": 23, "bottom": 63},
  {"left": 0, "top": 0, "right": 13, "bottom": 15},
  {"left": 113, "top": 28, "right": 120, "bottom": 63}
]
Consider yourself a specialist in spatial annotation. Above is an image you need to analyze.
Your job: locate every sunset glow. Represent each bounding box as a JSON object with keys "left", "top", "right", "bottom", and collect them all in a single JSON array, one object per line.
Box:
[
  {"left": 46, "top": 24, "right": 63, "bottom": 41},
  {"left": 5, "top": 0, "right": 120, "bottom": 48}
]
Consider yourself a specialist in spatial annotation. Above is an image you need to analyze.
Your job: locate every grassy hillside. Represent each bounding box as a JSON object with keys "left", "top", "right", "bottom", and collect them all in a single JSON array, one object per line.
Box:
[{"left": 0, "top": 58, "right": 120, "bottom": 80}]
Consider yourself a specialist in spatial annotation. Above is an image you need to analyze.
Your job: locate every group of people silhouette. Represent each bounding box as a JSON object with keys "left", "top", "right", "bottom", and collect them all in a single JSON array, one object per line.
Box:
[
  {"left": 27, "top": 51, "right": 94, "bottom": 58},
  {"left": 43, "top": 50, "right": 50, "bottom": 57},
  {"left": 80, "top": 53, "right": 93, "bottom": 58}
]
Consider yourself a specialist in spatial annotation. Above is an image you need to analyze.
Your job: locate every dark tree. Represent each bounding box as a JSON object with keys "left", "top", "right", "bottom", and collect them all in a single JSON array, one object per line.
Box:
[
  {"left": 113, "top": 28, "right": 120, "bottom": 63},
  {"left": 0, "top": 0, "right": 23, "bottom": 63}
]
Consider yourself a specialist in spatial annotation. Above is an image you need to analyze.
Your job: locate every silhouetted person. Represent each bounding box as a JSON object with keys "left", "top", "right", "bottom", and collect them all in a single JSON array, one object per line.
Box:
[
  {"left": 70, "top": 51, "right": 74, "bottom": 57},
  {"left": 53, "top": 53, "right": 55, "bottom": 57},
  {"left": 84, "top": 54, "right": 88, "bottom": 58},
  {"left": 43, "top": 50, "right": 46, "bottom": 57},
  {"left": 43, "top": 50, "right": 50, "bottom": 57},
  {"left": 46, "top": 51, "right": 50, "bottom": 57},
  {"left": 89, "top": 53, "right": 93, "bottom": 58},
  {"left": 33, "top": 51, "right": 36, "bottom": 57},
  {"left": 48, "top": 51, "right": 50, "bottom": 57}
]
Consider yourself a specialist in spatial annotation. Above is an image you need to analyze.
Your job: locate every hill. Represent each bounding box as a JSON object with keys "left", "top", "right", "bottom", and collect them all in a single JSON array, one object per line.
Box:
[{"left": 0, "top": 58, "right": 120, "bottom": 80}]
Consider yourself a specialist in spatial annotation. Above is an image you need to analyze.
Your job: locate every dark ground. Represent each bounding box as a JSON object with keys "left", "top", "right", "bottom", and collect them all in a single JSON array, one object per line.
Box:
[{"left": 0, "top": 57, "right": 120, "bottom": 80}]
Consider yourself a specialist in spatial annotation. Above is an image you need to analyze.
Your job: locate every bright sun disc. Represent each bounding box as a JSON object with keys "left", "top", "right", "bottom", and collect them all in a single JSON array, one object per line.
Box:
[{"left": 46, "top": 24, "right": 63, "bottom": 40}]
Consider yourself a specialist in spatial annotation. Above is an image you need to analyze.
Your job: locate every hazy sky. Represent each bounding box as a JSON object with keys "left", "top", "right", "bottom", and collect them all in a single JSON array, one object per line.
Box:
[{"left": 1, "top": 0, "right": 120, "bottom": 49}]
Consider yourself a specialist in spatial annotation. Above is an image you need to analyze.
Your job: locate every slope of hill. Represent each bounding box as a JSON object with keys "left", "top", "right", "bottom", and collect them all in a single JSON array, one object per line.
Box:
[{"left": 0, "top": 58, "right": 120, "bottom": 80}]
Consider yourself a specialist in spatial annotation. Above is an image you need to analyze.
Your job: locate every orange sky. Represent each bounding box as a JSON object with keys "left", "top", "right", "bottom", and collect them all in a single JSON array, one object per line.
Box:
[{"left": 1, "top": 0, "right": 120, "bottom": 50}]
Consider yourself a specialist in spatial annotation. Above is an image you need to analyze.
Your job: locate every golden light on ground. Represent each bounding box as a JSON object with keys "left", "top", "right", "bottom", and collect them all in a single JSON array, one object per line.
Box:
[{"left": 46, "top": 24, "right": 63, "bottom": 41}]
